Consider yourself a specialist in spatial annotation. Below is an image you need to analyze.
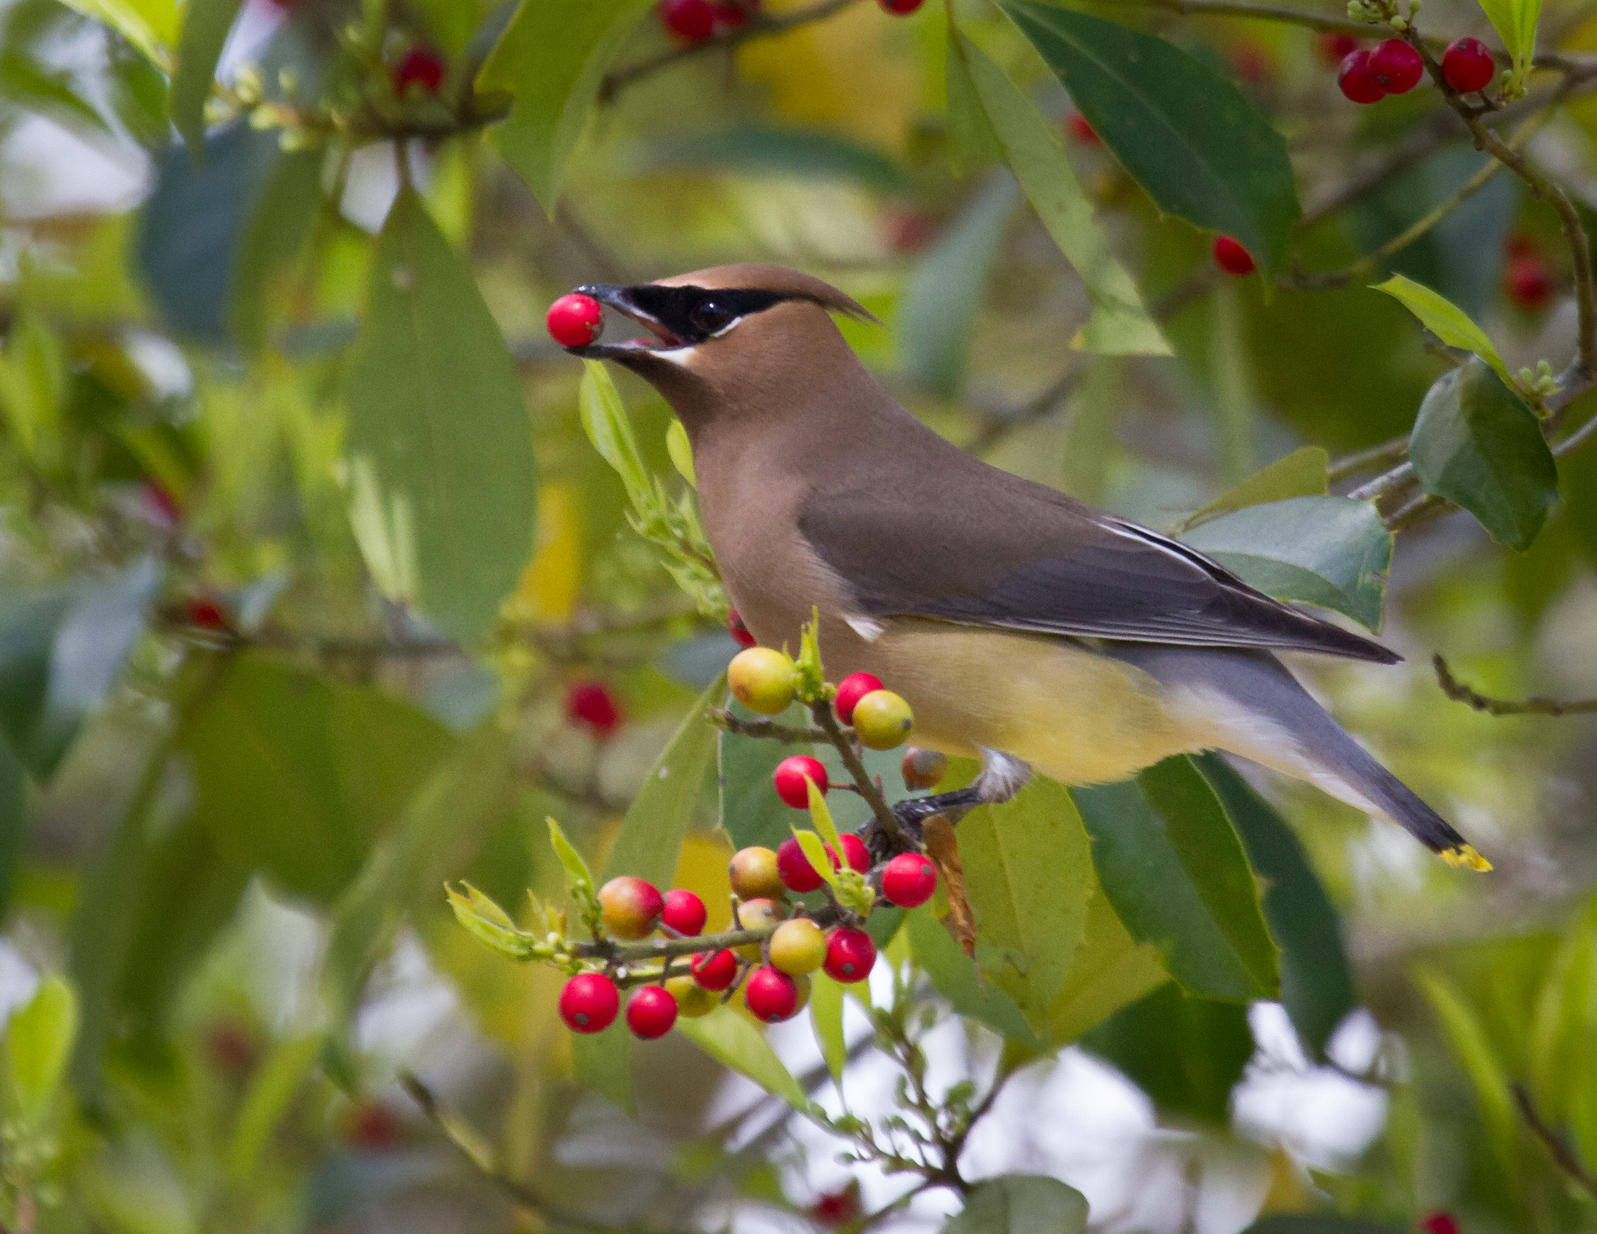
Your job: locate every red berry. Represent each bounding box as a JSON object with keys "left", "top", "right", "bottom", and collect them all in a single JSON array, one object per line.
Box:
[
  {"left": 546, "top": 292, "right": 604, "bottom": 348},
  {"left": 1370, "top": 38, "right": 1423, "bottom": 94},
  {"left": 1442, "top": 37, "right": 1496, "bottom": 93},
  {"left": 559, "top": 973, "right": 620, "bottom": 1033},
  {"left": 1338, "top": 49, "right": 1385, "bottom": 104},
  {"left": 776, "top": 834, "right": 837, "bottom": 892},
  {"left": 598, "top": 876, "right": 664, "bottom": 939},
  {"left": 565, "top": 680, "right": 622, "bottom": 738},
  {"left": 878, "top": 0, "right": 925, "bottom": 12},
  {"left": 1315, "top": 32, "right": 1360, "bottom": 67},
  {"left": 1419, "top": 1214, "right": 1460, "bottom": 1234},
  {"left": 726, "top": 607, "right": 756, "bottom": 648},
  {"left": 1212, "top": 234, "right": 1256, "bottom": 277},
  {"left": 1065, "top": 112, "right": 1100, "bottom": 146},
  {"left": 345, "top": 1101, "right": 404, "bottom": 1150},
  {"left": 885, "top": 208, "right": 938, "bottom": 254},
  {"left": 837, "top": 832, "right": 870, "bottom": 873},
  {"left": 626, "top": 986, "right": 679, "bottom": 1039},
  {"left": 823, "top": 927, "right": 876, "bottom": 983},
  {"left": 711, "top": 0, "right": 757, "bottom": 27},
  {"left": 833, "top": 672, "right": 884, "bottom": 724},
  {"left": 1229, "top": 40, "right": 1272, "bottom": 85},
  {"left": 691, "top": 948, "right": 738, "bottom": 991},
  {"left": 659, "top": 0, "right": 715, "bottom": 41},
  {"left": 744, "top": 966, "right": 799, "bottom": 1022},
  {"left": 185, "top": 595, "right": 229, "bottom": 631},
  {"left": 812, "top": 1187, "right": 862, "bottom": 1227},
  {"left": 881, "top": 852, "right": 937, "bottom": 907},
  {"left": 391, "top": 45, "right": 445, "bottom": 94},
  {"left": 1506, "top": 254, "right": 1554, "bottom": 309},
  {"left": 773, "top": 755, "right": 829, "bottom": 810},
  {"left": 202, "top": 1018, "right": 258, "bottom": 1079},
  {"left": 661, "top": 888, "right": 707, "bottom": 935}
]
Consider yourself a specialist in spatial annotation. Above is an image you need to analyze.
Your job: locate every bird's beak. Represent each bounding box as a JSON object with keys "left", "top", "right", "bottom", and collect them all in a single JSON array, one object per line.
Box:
[{"left": 563, "top": 283, "right": 689, "bottom": 360}]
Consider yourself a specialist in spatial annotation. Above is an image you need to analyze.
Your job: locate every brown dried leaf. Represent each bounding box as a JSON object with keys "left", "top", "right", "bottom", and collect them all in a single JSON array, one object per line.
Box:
[{"left": 924, "top": 815, "right": 977, "bottom": 958}]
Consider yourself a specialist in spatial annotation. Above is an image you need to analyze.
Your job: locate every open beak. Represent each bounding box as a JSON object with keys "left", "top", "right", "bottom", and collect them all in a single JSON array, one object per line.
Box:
[{"left": 564, "top": 284, "right": 687, "bottom": 360}]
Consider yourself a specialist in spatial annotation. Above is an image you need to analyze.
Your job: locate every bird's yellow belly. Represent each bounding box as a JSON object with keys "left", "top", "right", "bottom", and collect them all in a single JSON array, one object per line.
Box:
[{"left": 848, "top": 623, "right": 1200, "bottom": 786}]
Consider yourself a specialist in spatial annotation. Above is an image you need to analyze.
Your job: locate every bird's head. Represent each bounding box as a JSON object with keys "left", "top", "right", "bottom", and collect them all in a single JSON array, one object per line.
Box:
[{"left": 559, "top": 264, "right": 878, "bottom": 420}]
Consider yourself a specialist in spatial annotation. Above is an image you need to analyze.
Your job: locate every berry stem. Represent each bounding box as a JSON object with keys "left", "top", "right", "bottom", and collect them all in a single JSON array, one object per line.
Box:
[
  {"left": 706, "top": 708, "right": 829, "bottom": 743},
  {"left": 809, "top": 699, "right": 904, "bottom": 842}
]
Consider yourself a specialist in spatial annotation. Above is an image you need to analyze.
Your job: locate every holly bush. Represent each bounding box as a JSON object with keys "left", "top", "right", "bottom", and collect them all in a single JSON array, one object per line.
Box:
[{"left": 1, "top": 0, "right": 1597, "bottom": 1231}]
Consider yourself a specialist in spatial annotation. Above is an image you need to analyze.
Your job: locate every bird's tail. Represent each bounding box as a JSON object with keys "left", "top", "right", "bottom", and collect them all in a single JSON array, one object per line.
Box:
[{"left": 1114, "top": 645, "right": 1492, "bottom": 871}]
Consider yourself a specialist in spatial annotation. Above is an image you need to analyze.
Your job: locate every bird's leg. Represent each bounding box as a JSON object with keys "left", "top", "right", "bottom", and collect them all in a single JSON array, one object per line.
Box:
[{"left": 863, "top": 749, "right": 1033, "bottom": 860}]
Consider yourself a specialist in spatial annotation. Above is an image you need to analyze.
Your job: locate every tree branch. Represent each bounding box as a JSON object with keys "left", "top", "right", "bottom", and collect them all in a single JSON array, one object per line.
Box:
[
  {"left": 1513, "top": 1083, "right": 1597, "bottom": 1200},
  {"left": 1433, "top": 654, "right": 1597, "bottom": 717}
]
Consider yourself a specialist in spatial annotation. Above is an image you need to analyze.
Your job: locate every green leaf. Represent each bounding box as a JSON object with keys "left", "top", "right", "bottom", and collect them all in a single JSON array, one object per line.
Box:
[
  {"left": 0, "top": 50, "right": 112, "bottom": 134},
  {"left": 580, "top": 361, "right": 653, "bottom": 510},
  {"left": 666, "top": 418, "right": 695, "bottom": 487},
  {"left": 179, "top": 654, "right": 456, "bottom": 903},
  {"left": 1373, "top": 273, "right": 1509, "bottom": 383},
  {"left": 230, "top": 147, "right": 321, "bottom": 354},
  {"left": 1181, "top": 496, "right": 1393, "bottom": 630},
  {"left": 223, "top": 1035, "right": 323, "bottom": 1182},
  {"left": 547, "top": 816, "right": 595, "bottom": 895},
  {"left": 1075, "top": 757, "right": 1277, "bottom": 1003},
  {"left": 1415, "top": 967, "right": 1520, "bottom": 1181},
  {"left": 58, "top": 0, "right": 176, "bottom": 67},
  {"left": 1408, "top": 356, "right": 1558, "bottom": 550},
  {"left": 0, "top": 559, "right": 162, "bottom": 780},
  {"left": 1183, "top": 446, "right": 1330, "bottom": 530},
  {"left": 676, "top": 1010, "right": 808, "bottom": 1110},
  {"left": 946, "top": 32, "right": 1168, "bottom": 357},
  {"left": 346, "top": 189, "right": 538, "bottom": 644},
  {"left": 168, "top": 0, "right": 240, "bottom": 158},
  {"left": 718, "top": 700, "right": 814, "bottom": 852},
  {"left": 999, "top": 0, "right": 1300, "bottom": 275},
  {"left": 5, "top": 973, "right": 77, "bottom": 1123},
  {"left": 1240, "top": 1220, "right": 1404, "bottom": 1234},
  {"left": 943, "top": 1174, "right": 1088, "bottom": 1234},
  {"left": 600, "top": 673, "right": 722, "bottom": 887},
  {"left": 1043, "top": 882, "right": 1168, "bottom": 1044},
  {"left": 0, "top": 742, "right": 21, "bottom": 921},
  {"left": 958, "top": 777, "right": 1094, "bottom": 1033},
  {"left": 1196, "top": 755, "right": 1354, "bottom": 1058},
  {"left": 906, "top": 904, "right": 1040, "bottom": 1046},
  {"left": 573, "top": 1029, "right": 634, "bottom": 1116},
  {"left": 477, "top": 0, "right": 651, "bottom": 206},
  {"left": 637, "top": 126, "right": 910, "bottom": 194},
  {"left": 1082, "top": 984, "right": 1252, "bottom": 1123},
  {"left": 0, "top": 308, "right": 66, "bottom": 464},
  {"left": 898, "top": 174, "right": 1016, "bottom": 396},
  {"left": 1477, "top": 0, "right": 1540, "bottom": 80},
  {"left": 809, "top": 972, "right": 847, "bottom": 1086}
]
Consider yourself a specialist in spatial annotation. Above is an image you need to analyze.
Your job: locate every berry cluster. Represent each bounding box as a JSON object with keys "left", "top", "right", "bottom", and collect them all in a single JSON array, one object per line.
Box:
[
  {"left": 658, "top": 0, "right": 922, "bottom": 44},
  {"left": 508, "top": 640, "right": 949, "bottom": 1044},
  {"left": 1337, "top": 35, "right": 1496, "bottom": 104}
]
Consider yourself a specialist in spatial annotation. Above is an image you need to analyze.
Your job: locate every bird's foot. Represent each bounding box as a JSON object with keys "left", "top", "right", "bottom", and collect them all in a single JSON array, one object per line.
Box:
[
  {"left": 974, "top": 748, "right": 1031, "bottom": 803},
  {"left": 857, "top": 751, "right": 1031, "bottom": 863}
]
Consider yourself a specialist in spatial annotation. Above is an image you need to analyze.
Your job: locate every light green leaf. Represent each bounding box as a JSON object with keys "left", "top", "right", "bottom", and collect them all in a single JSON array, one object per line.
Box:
[
  {"left": 1477, "top": 0, "right": 1540, "bottom": 80},
  {"left": 0, "top": 309, "right": 66, "bottom": 465},
  {"left": 1415, "top": 968, "right": 1520, "bottom": 1183},
  {"left": 446, "top": 883, "right": 536, "bottom": 960},
  {"left": 0, "top": 742, "right": 21, "bottom": 923},
  {"left": 906, "top": 904, "right": 1040, "bottom": 1046},
  {"left": 1043, "top": 885, "right": 1167, "bottom": 1044},
  {"left": 580, "top": 361, "right": 653, "bottom": 510},
  {"left": 947, "top": 32, "right": 1168, "bottom": 357},
  {"left": 224, "top": 1035, "right": 323, "bottom": 1182},
  {"left": 1075, "top": 757, "right": 1277, "bottom": 1003},
  {"left": 346, "top": 189, "right": 538, "bottom": 645},
  {"left": 958, "top": 777, "right": 1093, "bottom": 1033},
  {"left": 1183, "top": 447, "right": 1330, "bottom": 530},
  {"left": 943, "top": 1174, "right": 1088, "bottom": 1234},
  {"left": 809, "top": 973, "right": 847, "bottom": 1086},
  {"left": 1000, "top": 0, "right": 1301, "bottom": 275},
  {"left": 5, "top": 973, "right": 78, "bottom": 1123},
  {"left": 58, "top": 0, "right": 176, "bottom": 67},
  {"left": 477, "top": 0, "right": 652, "bottom": 206},
  {"left": 666, "top": 418, "right": 695, "bottom": 487},
  {"left": 547, "top": 816, "right": 595, "bottom": 895},
  {"left": 169, "top": 0, "right": 241, "bottom": 158},
  {"left": 573, "top": 1029, "right": 634, "bottom": 1116},
  {"left": 1196, "top": 755, "right": 1353, "bottom": 1059},
  {"left": 1373, "top": 273, "right": 1509, "bottom": 383},
  {"left": 1408, "top": 356, "right": 1558, "bottom": 550},
  {"left": 1181, "top": 496, "right": 1393, "bottom": 629},
  {"left": 601, "top": 674, "right": 723, "bottom": 887},
  {"left": 792, "top": 827, "right": 839, "bottom": 890},
  {"left": 676, "top": 1010, "right": 808, "bottom": 1109}
]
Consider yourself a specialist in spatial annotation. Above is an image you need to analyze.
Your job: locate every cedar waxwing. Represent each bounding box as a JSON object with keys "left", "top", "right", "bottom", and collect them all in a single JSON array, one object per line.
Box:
[{"left": 563, "top": 263, "right": 1488, "bottom": 870}]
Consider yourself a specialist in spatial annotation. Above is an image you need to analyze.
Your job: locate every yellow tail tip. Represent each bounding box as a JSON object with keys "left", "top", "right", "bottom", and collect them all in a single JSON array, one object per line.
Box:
[{"left": 1441, "top": 843, "right": 1493, "bottom": 872}]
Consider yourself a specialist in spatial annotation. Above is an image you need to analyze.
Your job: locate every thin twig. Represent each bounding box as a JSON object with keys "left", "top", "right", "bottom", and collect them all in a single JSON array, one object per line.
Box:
[
  {"left": 1513, "top": 1084, "right": 1597, "bottom": 1200},
  {"left": 812, "top": 699, "right": 902, "bottom": 841},
  {"left": 1329, "top": 434, "right": 1409, "bottom": 482},
  {"left": 1433, "top": 654, "right": 1597, "bottom": 717},
  {"left": 707, "top": 708, "right": 829, "bottom": 743}
]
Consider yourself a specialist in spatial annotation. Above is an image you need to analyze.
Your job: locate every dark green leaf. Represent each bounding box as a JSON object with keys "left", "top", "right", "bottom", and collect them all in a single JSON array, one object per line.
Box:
[
  {"left": 637, "top": 126, "right": 909, "bottom": 193},
  {"left": 1075, "top": 757, "right": 1277, "bottom": 1002},
  {"left": 602, "top": 674, "right": 723, "bottom": 887},
  {"left": 0, "top": 742, "right": 21, "bottom": 921},
  {"left": 1182, "top": 496, "right": 1393, "bottom": 630},
  {"left": 230, "top": 147, "right": 321, "bottom": 354},
  {"left": 0, "top": 559, "right": 162, "bottom": 780},
  {"left": 946, "top": 31, "right": 1167, "bottom": 356},
  {"left": 1240, "top": 1219, "right": 1403, "bottom": 1234},
  {"left": 718, "top": 700, "right": 814, "bottom": 853},
  {"left": 573, "top": 1028, "right": 634, "bottom": 1116},
  {"left": 1408, "top": 356, "right": 1558, "bottom": 550},
  {"left": 1082, "top": 984, "right": 1252, "bottom": 1123},
  {"left": 1043, "top": 887, "right": 1168, "bottom": 1044},
  {"left": 477, "top": 0, "right": 651, "bottom": 206},
  {"left": 179, "top": 654, "right": 456, "bottom": 903},
  {"left": 169, "top": 0, "right": 241, "bottom": 158},
  {"left": 1197, "top": 754, "right": 1354, "bottom": 1058},
  {"left": 943, "top": 1174, "right": 1088, "bottom": 1234},
  {"left": 958, "top": 777, "right": 1093, "bottom": 1033},
  {"left": 346, "top": 189, "right": 539, "bottom": 644},
  {"left": 898, "top": 175, "right": 1016, "bottom": 396},
  {"left": 905, "top": 904, "right": 1040, "bottom": 1047},
  {"left": 999, "top": 0, "right": 1300, "bottom": 274},
  {"left": 0, "top": 50, "right": 111, "bottom": 133}
]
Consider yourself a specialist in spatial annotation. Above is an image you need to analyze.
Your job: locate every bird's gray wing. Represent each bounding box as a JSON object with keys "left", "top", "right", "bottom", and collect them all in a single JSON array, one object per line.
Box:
[{"left": 797, "top": 474, "right": 1398, "bottom": 664}]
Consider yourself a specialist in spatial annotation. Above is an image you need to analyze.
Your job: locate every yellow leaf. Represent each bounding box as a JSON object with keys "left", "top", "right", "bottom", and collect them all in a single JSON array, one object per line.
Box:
[{"left": 508, "top": 479, "right": 583, "bottom": 622}]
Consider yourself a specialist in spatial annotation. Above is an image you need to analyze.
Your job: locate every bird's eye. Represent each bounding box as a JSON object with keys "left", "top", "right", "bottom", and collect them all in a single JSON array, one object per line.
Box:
[{"left": 689, "top": 300, "right": 736, "bottom": 335}]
